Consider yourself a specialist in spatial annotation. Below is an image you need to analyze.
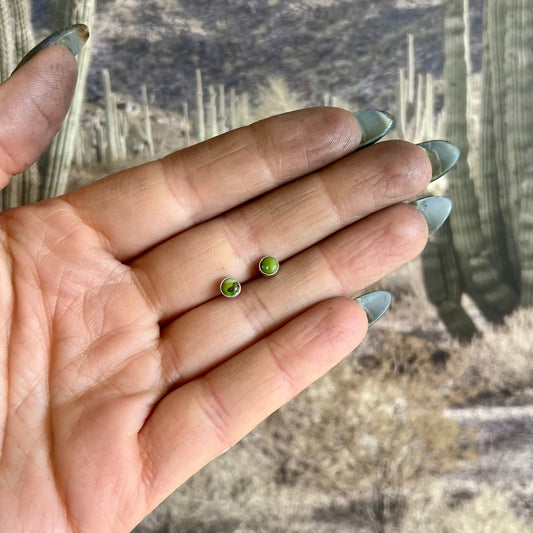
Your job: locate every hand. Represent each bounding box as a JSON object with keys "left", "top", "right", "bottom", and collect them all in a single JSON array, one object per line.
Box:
[{"left": 0, "top": 45, "right": 433, "bottom": 532}]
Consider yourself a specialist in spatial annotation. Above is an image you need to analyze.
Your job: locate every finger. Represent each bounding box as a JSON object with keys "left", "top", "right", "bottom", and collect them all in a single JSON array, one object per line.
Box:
[
  {"left": 0, "top": 45, "right": 78, "bottom": 189},
  {"left": 64, "top": 107, "right": 363, "bottom": 259},
  {"left": 139, "top": 297, "right": 366, "bottom": 505},
  {"left": 131, "top": 140, "right": 430, "bottom": 321},
  {"left": 157, "top": 202, "right": 427, "bottom": 385}
]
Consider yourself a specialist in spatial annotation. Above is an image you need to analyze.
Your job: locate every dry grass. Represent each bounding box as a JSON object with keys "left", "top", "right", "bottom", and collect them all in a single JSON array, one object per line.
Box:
[
  {"left": 401, "top": 483, "right": 532, "bottom": 533},
  {"left": 283, "top": 336, "right": 479, "bottom": 526},
  {"left": 375, "top": 259, "right": 533, "bottom": 401},
  {"left": 449, "top": 307, "right": 533, "bottom": 396}
]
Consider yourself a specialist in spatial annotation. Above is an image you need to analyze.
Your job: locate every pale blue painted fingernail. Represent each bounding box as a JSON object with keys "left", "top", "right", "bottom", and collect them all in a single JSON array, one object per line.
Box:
[
  {"left": 13, "top": 24, "right": 90, "bottom": 74},
  {"left": 418, "top": 140, "right": 461, "bottom": 182},
  {"left": 411, "top": 196, "right": 453, "bottom": 236},
  {"left": 355, "top": 110, "right": 395, "bottom": 148},
  {"left": 355, "top": 290, "right": 392, "bottom": 327}
]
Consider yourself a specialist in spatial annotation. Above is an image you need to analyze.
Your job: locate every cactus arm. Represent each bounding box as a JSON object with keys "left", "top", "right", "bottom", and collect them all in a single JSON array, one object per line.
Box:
[
  {"left": 218, "top": 84, "right": 227, "bottom": 134},
  {"left": 504, "top": 0, "right": 533, "bottom": 304},
  {"left": 141, "top": 85, "right": 155, "bottom": 159},
  {"left": 208, "top": 84, "right": 217, "bottom": 138},
  {"left": 422, "top": 225, "right": 477, "bottom": 342},
  {"left": 444, "top": 0, "right": 517, "bottom": 321},
  {"left": 478, "top": 0, "right": 518, "bottom": 289},
  {"left": 195, "top": 69, "right": 205, "bottom": 142}
]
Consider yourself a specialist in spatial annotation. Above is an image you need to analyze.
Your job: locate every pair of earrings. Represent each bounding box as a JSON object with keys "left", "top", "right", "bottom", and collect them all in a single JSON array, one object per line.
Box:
[{"left": 220, "top": 256, "right": 279, "bottom": 298}]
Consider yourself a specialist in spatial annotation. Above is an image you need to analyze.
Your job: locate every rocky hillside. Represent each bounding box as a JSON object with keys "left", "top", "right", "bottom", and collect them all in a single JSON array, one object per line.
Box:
[{"left": 32, "top": 0, "right": 484, "bottom": 112}]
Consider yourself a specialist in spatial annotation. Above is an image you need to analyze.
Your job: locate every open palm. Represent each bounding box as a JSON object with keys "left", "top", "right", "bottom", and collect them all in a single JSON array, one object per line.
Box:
[{"left": 0, "top": 46, "right": 432, "bottom": 532}]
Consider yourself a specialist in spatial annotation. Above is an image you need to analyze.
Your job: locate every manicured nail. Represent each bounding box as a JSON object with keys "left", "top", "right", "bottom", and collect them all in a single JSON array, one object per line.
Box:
[
  {"left": 13, "top": 24, "right": 90, "bottom": 74},
  {"left": 418, "top": 140, "right": 461, "bottom": 182},
  {"left": 411, "top": 196, "right": 452, "bottom": 236},
  {"left": 355, "top": 110, "right": 395, "bottom": 148},
  {"left": 355, "top": 290, "right": 392, "bottom": 327}
]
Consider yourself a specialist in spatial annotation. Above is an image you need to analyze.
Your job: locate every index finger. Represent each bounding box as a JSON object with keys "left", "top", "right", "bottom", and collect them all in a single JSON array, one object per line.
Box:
[{"left": 65, "top": 107, "right": 365, "bottom": 260}]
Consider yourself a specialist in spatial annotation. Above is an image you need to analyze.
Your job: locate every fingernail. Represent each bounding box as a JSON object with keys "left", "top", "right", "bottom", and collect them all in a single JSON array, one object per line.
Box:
[
  {"left": 355, "top": 290, "right": 392, "bottom": 327},
  {"left": 355, "top": 110, "right": 395, "bottom": 148},
  {"left": 411, "top": 196, "right": 452, "bottom": 236},
  {"left": 13, "top": 24, "right": 90, "bottom": 74},
  {"left": 418, "top": 140, "right": 461, "bottom": 182}
]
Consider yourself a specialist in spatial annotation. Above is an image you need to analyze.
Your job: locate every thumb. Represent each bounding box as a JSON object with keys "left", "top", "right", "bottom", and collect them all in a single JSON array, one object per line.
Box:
[{"left": 0, "top": 25, "right": 89, "bottom": 190}]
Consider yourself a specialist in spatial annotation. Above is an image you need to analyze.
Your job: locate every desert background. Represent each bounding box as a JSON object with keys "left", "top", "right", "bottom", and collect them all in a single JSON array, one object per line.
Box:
[{"left": 3, "top": 0, "right": 533, "bottom": 531}]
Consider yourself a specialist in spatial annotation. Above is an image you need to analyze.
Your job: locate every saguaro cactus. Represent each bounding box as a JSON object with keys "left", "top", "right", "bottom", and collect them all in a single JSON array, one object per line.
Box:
[
  {"left": 0, "top": 0, "right": 17, "bottom": 82},
  {"left": 478, "top": 1, "right": 515, "bottom": 288},
  {"left": 195, "top": 69, "right": 206, "bottom": 142},
  {"left": 0, "top": 0, "right": 39, "bottom": 209},
  {"left": 141, "top": 85, "right": 155, "bottom": 159},
  {"left": 10, "top": 0, "right": 33, "bottom": 56},
  {"left": 102, "top": 68, "right": 124, "bottom": 164},
  {"left": 504, "top": 0, "right": 533, "bottom": 305},
  {"left": 396, "top": 34, "right": 439, "bottom": 143},
  {"left": 422, "top": 0, "right": 531, "bottom": 339}
]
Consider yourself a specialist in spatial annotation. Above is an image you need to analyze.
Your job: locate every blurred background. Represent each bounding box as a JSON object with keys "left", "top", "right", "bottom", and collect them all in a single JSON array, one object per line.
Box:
[{"left": 2, "top": 0, "right": 533, "bottom": 531}]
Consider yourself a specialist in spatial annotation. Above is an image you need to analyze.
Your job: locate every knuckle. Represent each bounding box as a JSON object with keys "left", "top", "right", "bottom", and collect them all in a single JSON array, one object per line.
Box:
[
  {"left": 374, "top": 140, "right": 432, "bottom": 199},
  {"left": 264, "top": 336, "right": 300, "bottom": 396},
  {"left": 197, "top": 377, "right": 235, "bottom": 449}
]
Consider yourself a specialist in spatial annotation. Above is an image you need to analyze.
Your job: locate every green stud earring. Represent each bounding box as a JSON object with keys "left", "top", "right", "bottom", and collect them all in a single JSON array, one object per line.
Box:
[
  {"left": 259, "top": 256, "right": 279, "bottom": 276},
  {"left": 220, "top": 277, "right": 241, "bottom": 298}
]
